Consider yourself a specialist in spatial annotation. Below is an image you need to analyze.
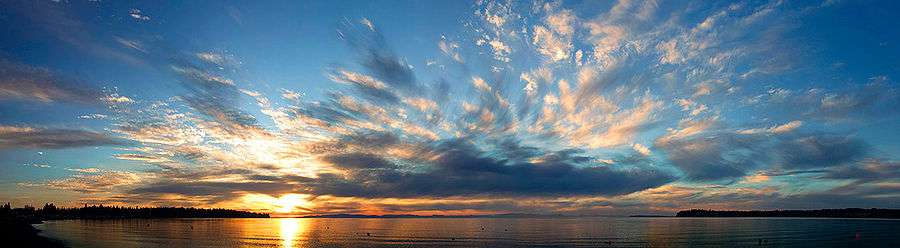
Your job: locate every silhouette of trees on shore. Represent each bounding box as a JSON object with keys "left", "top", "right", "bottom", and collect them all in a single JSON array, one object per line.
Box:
[
  {"left": 1, "top": 202, "right": 267, "bottom": 248},
  {"left": 1, "top": 202, "right": 268, "bottom": 221},
  {"left": 676, "top": 208, "right": 900, "bottom": 218}
]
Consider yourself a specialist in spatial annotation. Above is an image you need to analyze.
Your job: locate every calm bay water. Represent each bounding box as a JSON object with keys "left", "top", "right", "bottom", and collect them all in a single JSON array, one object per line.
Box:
[{"left": 35, "top": 217, "right": 900, "bottom": 247}]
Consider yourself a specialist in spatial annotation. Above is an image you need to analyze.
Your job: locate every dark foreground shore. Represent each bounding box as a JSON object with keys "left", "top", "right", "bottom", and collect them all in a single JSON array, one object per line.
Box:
[
  {"left": 1, "top": 203, "right": 269, "bottom": 247},
  {"left": 0, "top": 216, "right": 66, "bottom": 248}
]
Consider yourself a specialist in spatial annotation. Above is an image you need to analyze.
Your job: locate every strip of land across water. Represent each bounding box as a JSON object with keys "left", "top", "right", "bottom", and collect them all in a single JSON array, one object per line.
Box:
[{"left": 675, "top": 208, "right": 900, "bottom": 219}]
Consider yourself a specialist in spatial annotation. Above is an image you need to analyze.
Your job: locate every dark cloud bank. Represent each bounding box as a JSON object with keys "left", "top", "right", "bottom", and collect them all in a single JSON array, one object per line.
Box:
[{"left": 304, "top": 136, "right": 675, "bottom": 198}]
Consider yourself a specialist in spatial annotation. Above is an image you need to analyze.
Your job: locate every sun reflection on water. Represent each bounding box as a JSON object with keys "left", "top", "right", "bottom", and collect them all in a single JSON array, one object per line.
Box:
[{"left": 279, "top": 218, "right": 305, "bottom": 248}]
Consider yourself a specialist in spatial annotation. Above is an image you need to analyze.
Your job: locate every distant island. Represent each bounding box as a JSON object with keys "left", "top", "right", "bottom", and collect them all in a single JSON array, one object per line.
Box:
[
  {"left": 676, "top": 208, "right": 900, "bottom": 219},
  {"left": 1, "top": 203, "right": 268, "bottom": 248}
]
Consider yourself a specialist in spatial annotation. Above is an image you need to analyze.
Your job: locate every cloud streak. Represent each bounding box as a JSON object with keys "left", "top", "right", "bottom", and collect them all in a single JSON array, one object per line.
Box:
[
  {"left": 0, "top": 59, "right": 102, "bottom": 104},
  {"left": 0, "top": 125, "right": 122, "bottom": 150}
]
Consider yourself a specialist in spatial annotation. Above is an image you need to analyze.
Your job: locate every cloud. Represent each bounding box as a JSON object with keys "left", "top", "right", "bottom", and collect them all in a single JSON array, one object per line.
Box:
[
  {"left": 583, "top": 96, "right": 661, "bottom": 148},
  {"left": 114, "top": 36, "right": 148, "bottom": 54},
  {"left": 657, "top": 131, "right": 769, "bottom": 181},
  {"left": 471, "top": 0, "right": 523, "bottom": 64},
  {"left": 196, "top": 52, "right": 240, "bottom": 68},
  {"left": 656, "top": 118, "right": 717, "bottom": 144},
  {"left": 0, "top": 59, "right": 102, "bottom": 104},
  {"left": 752, "top": 78, "right": 900, "bottom": 122},
  {"left": 763, "top": 190, "right": 900, "bottom": 210},
  {"left": 810, "top": 80, "right": 898, "bottom": 121},
  {"left": 130, "top": 181, "right": 296, "bottom": 203},
  {"left": 167, "top": 56, "right": 270, "bottom": 141},
  {"left": 752, "top": 159, "right": 900, "bottom": 209},
  {"left": 3, "top": 0, "right": 143, "bottom": 65},
  {"left": 103, "top": 94, "right": 134, "bottom": 104},
  {"left": 657, "top": 125, "right": 869, "bottom": 181},
  {"left": 737, "top": 120, "right": 802, "bottom": 134},
  {"left": 27, "top": 163, "right": 51, "bottom": 168},
  {"left": 46, "top": 169, "right": 141, "bottom": 193},
  {"left": 632, "top": 143, "right": 651, "bottom": 156},
  {"left": 300, "top": 137, "right": 675, "bottom": 198},
  {"left": 321, "top": 152, "right": 397, "bottom": 169},
  {"left": 327, "top": 69, "right": 400, "bottom": 104},
  {"left": 438, "top": 37, "right": 464, "bottom": 63},
  {"left": 777, "top": 134, "right": 866, "bottom": 169},
  {"left": 77, "top": 114, "right": 108, "bottom": 120},
  {"left": 0, "top": 125, "right": 122, "bottom": 150},
  {"left": 471, "top": 76, "right": 492, "bottom": 92},
  {"left": 657, "top": 39, "right": 682, "bottom": 64},
  {"left": 338, "top": 19, "right": 420, "bottom": 93},
  {"left": 532, "top": 8, "right": 575, "bottom": 62},
  {"left": 129, "top": 9, "right": 151, "bottom": 21},
  {"left": 823, "top": 159, "right": 900, "bottom": 183}
]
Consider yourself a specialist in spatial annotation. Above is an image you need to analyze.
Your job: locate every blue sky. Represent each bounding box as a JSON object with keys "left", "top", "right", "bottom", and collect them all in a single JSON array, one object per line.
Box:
[{"left": 1, "top": 0, "right": 899, "bottom": 215}]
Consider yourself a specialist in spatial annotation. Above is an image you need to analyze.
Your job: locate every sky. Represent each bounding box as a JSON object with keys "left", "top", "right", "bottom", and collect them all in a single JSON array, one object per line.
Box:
[{"left": 1, "top": 0, "right": 899, "bottom": 216}]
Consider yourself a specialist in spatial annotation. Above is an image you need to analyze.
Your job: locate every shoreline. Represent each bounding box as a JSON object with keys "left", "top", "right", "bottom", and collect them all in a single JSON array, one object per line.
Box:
[
  {"left": 676, "top": 208, "right": 900, "bottom": 219},
  {"left": 1, "top": 217, "right": 67, "bottom": 248}
]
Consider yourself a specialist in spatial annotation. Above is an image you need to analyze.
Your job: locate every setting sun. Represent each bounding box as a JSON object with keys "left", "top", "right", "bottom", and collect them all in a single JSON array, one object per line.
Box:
[
  {"left": 275, "top": 194, "right": 308, "bottom": 213},
  {"left": 239, "top": 193, "right": 310, "bottom": 214}
]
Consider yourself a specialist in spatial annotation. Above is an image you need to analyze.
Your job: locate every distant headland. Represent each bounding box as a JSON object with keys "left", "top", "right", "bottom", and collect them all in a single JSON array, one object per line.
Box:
[{"left": 675, "top": 208, "right": 900, "bottom": 219}]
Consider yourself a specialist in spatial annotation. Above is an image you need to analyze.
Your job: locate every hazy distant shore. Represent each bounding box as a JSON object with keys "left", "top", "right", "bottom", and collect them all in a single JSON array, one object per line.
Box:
[
  {"left": 676, "top": 208, "right": 900, "bottom": 219},
  {"left": 302, "top": 209, "right": 900, "bottom": 219}
]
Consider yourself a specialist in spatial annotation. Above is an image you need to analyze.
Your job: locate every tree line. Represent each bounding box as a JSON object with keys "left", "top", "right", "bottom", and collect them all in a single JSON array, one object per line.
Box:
[{"left": 1, "top": 202, "right": 268, "bottom": 221}]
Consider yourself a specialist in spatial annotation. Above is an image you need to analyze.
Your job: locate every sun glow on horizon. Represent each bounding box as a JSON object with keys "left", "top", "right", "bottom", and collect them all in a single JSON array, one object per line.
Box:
[
  {"left": 276, "top": 194, "right": 308, "bottom": 213},
  {"left": 240, "top": 193, "right": 311, "bottom": 214}
]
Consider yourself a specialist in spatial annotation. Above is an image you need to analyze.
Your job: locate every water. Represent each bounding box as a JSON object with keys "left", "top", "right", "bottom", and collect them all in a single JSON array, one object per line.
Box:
[{"left": 35, "top": 217, "right": 900, "bottom": 247}]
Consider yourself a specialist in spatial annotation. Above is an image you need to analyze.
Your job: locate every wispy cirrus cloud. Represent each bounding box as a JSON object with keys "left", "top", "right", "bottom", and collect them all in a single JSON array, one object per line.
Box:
[
  {"left": 0, "top": 125, "right": 122, "bottom": 150},
  {"left": 0, "top": 59, "right": 102, "bottom": 104},
  {"left": 45, "top": 168, "right": 141, "bottom": 194},
  {"left": 2, "top": 0, "right": 144, "bottom": 65}
]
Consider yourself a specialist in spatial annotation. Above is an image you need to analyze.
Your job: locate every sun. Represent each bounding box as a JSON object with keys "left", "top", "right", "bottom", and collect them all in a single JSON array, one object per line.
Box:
[
  {"left": 275, "top": 194, "right": 308, "bottom": 213},
  {"left": 238, "top": 193, "right": 311, "bottom": 214}
]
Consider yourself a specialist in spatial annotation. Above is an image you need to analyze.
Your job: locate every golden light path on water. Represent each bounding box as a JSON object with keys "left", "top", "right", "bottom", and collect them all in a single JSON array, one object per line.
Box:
[{"left": 279, "top": 218, "right": 305, "bottom": 248}]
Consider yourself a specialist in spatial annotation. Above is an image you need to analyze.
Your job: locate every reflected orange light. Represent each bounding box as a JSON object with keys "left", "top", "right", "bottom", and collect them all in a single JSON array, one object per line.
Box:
[{"left": 279, "top": 218, "right": 305, "bottom": 248}]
